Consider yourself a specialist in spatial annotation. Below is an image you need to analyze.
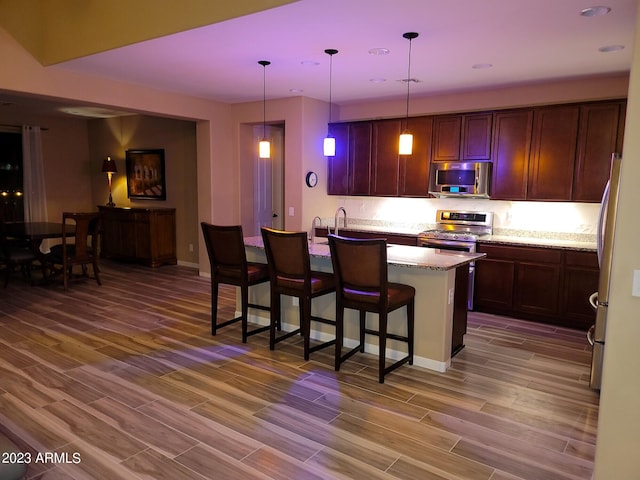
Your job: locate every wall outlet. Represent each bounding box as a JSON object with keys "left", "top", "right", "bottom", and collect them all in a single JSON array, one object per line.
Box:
[
  {"left": 292, "top": 297, "right": 299, "bottom": 306},
  {"left": 448, "top": 288, "right": 454, "bottom": 305},
  {"left": 188, "top": 243, "right": 194, "bottom": 252},
  {"left": 288, "top": 206, "right": 295, "bottom": 216}
]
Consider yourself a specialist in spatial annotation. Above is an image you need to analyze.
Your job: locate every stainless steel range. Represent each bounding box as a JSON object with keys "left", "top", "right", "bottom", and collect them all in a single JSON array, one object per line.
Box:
[{"left": 418, "top": 210, "right": 494, "bottom": 310}]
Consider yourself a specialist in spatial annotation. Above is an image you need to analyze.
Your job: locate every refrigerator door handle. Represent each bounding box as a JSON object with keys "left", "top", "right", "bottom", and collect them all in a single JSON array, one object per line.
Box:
[
  {"left": 587, "top": 325, "right": 595, "bottom": 346},
  {"left": 597, "top": 180, "right": 610, "bottom": 267},
  {"left": 589, "top": 292, "right": 598, "bottom": 312}
]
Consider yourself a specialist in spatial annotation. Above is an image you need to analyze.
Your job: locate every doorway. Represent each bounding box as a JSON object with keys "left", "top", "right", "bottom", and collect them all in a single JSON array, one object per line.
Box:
[{"left": 251, "top": 123, "right": 284, "bottom": 235}]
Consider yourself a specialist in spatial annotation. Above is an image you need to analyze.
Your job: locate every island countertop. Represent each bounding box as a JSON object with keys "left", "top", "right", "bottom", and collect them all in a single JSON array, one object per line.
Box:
[{"left": 244, "top": 236, "right": 485, "bottom": 271}]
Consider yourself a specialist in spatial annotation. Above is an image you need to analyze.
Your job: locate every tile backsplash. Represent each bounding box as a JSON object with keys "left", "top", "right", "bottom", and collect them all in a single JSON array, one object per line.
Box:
[{"left": 330, "top": 196, "right": 601, "bottom": 235}]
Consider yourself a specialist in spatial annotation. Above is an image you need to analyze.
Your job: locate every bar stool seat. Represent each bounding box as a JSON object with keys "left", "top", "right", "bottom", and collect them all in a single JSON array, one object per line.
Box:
[
  {"left": 328, "top": 234, "right": 415, "bottom": 383},
  {"left": 201, "top": 223, "right": 270, "bottom": 342},
  {"left": 261, "top": 227, "right": 336, "bottom": 360}
]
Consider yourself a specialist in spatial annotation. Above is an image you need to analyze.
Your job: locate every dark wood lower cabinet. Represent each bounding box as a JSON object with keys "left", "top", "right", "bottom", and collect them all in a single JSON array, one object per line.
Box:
[
  {"left": 98, "top": 206, "right": 177, "bottom": 267},
  {"left": 475, "top": 243, "right": 598, "bottom": 331}
]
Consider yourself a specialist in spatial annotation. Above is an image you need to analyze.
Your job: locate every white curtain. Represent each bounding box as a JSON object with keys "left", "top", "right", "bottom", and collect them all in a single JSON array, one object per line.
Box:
[{"left": 22, "top": 125, "right": 50, "bottom": 251}]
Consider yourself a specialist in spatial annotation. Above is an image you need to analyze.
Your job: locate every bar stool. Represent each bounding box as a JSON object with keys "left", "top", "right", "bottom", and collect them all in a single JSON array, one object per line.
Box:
[
  {"left": 200, "top": 223, "right": 270, "bottom": 342},
  {"left": 260, "top": 227, "right": 336, "bottom": 360},
  {"left": 328, "top": 235, "right": 415, "bottom": 383}
]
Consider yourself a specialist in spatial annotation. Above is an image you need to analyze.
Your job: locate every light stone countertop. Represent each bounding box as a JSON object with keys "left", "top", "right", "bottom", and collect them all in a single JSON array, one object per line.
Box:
[
  {"left": 244, "top": 236, "right": 484, "bottom": 271},
  {"left": 479, "top": 234, "right": 597, "bottom": 251}
]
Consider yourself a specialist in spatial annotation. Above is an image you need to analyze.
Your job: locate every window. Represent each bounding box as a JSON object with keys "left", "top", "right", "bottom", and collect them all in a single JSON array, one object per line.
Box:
[{"left": 0, "top": 131, "right": 24, "bottom": 222}]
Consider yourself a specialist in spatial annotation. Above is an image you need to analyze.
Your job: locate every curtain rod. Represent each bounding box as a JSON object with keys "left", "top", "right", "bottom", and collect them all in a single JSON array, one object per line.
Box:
[{"left": 0, "top": 123, "right": 49, "bottom": 131}]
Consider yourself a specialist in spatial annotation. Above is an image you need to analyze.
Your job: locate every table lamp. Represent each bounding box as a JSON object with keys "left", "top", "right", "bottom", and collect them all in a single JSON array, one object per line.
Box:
[{"left": 101, "top": 156, "right": 117, "bottom": 207}]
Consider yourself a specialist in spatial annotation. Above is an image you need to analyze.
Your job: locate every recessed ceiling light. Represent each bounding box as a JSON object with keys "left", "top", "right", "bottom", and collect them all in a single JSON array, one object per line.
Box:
[
  {"left": 368, "top": 48, "right": 390, "bottom": 56},
  {"left": 580, "top": 6, "right": 612, "bottom": 17},
  {"left": 472, "top": 63, "right": 493, "bottom": 69},
  {"left": 289, "top": 88, "right": 304, "bottom": 93},
  {"left": 599, "top": 44, "right": 624, "bottom": 53},
  {"left": 300, "top": 60, "right": 320, "bottom": 66},
  {"left": 397, "top": 78, "right": 421, "bottom": 83},
  {"left": 369, "top": 78, "right": 387, "bottom": 83}
]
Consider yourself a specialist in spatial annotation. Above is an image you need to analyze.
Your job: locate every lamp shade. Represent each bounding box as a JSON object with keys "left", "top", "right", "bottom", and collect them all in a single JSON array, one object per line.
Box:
[
  {"left": 399, "top": 132, "right": 413, "bottom": 155},
  {"left": 101, "top": 156, "right": 117, "bottom": 173},
  {"left": 323, "top": 136, "right": 336, "bottom": 157},
  {"left": 259, "top": 139, "right": 271, "bottom": 159}
]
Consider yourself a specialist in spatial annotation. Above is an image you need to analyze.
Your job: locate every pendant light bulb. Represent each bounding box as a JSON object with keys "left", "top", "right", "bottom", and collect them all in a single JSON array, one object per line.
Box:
[
  {"left": 258, "top": 60, "right": 271, "bottom": 159},
  {"left": 324, "top": 49, "right": 338, "bottom": 157},
  {"left": 400, "top": 32, "right": 418, "bottom": 156}
]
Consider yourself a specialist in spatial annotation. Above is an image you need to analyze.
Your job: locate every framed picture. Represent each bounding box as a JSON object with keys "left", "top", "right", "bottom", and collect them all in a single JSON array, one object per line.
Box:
[{"left": 125, "top": 149, "right": 167, "bottom": 200}]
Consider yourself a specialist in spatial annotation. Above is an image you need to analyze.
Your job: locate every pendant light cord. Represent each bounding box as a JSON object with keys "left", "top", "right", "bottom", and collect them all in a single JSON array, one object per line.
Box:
[
  {"left": 403, "top": 32, "right": 418, "bottom": 130},
  {"left": 258, "top": 60, "right": 270, "bottom": 138},
  {"left": 324, "top": 49, "right": 338, "bottom": 132}
]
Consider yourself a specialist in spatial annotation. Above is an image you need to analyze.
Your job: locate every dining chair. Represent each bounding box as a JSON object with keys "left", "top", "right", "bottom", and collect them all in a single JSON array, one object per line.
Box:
[
  {"left": 260, "top": 227, "right": 336, "bottom": 360},
  {"left": 0, "top": 221, "right": 37, "bottom": 287},
  {"left": 200, "top": 223, "right": 271, "bottom": 342},
  {"left": 328, "top": 234, "right": 415, "bottom": 383},
  {"left": 46, "top": 212, "right": 101, "bottom": 290}
]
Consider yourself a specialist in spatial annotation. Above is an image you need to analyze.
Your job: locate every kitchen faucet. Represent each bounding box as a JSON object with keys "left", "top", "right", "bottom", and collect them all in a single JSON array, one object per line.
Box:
[
  {"left": 310, "top": 216, "right": 321, "bottom": 243},
  {"left": 334, "top": 207, "right": 347, "bottom": 236}
]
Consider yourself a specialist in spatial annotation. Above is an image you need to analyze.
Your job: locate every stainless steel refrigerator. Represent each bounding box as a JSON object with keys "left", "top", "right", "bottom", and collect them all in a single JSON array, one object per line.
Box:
[{"left": 588, "top": 153, "right": 622, "bottom": 390}]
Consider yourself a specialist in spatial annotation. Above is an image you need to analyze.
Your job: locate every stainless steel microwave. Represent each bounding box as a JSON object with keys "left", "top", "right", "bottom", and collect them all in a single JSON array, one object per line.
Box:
[{"left": 429, "top": 161, "right": 492, "bottom": 198}]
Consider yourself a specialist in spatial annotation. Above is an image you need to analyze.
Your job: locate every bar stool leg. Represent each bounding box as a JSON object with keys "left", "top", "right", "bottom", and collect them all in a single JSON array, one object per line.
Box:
[
  {"left": 379, "top": 312, "right": 388, "bottom": 383},
  {"left": 270, "top": 292, "right": 281, "bottom": 350},
  {"left": 335, "top": 304, "right": 344, "bottom": 371},
  {"left": 408, "top": 300, "right": 415, "bottom": 365},
  {"left": 240, "top": 284, "right": 249, "bottom": 343},
  {"left": 211, "top": 280, "right": 219, "bottom": 336}
]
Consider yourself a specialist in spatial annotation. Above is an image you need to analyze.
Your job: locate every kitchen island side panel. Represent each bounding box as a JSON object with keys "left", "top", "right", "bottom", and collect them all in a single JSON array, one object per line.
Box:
[{"left": 244, "top": 246, "right": 458, "bottom": 372}]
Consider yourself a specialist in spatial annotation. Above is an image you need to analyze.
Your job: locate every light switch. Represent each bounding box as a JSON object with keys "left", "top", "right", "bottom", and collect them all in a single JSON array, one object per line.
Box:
[
  {"left": 288, "top": 207, "right": 295, "bottom": 216},
  {"left": 633, "top": 270, "right": 640, "bottom": 297}
]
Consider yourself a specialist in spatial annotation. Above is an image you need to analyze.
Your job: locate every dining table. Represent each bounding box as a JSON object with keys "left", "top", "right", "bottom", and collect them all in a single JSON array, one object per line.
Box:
[{"left": 4, "top": 221, "right": 75, "bottom": 281}]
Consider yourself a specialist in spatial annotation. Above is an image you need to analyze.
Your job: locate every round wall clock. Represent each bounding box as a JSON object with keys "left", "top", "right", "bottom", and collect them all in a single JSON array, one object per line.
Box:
[{"left": 305, "top": 171, "right": 318, "bottom": 188}]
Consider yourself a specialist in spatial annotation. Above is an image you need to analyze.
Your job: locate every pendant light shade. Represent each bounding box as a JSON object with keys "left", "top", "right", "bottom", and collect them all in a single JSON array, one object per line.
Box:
[
  {"left": 258, "top": 60, "right": 271, "bottom": 159},
  {"left": 323, "top": 48, "right": 338, "bottom": 157},
  {"left": 400, "top": 32, "right": 419, "bottom": 155}
]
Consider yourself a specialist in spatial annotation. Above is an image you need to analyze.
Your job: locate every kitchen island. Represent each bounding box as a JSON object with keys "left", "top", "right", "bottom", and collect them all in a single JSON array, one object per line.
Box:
[{"left": 242, "top": 236, "right": 485, "bottom": 372}]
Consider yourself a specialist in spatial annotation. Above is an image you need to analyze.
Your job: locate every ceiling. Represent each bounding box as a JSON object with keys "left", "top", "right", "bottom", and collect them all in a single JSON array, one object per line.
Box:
[{"left": 1, "top": 0, "right": 638, "bottom": 117}]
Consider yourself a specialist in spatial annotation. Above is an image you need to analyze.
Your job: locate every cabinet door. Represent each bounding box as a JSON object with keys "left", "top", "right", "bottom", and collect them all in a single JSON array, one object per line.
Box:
[
  {"left": 474, "top": 257, "right": 515, "bottom": 311},
  {"left": 432, "top": 116, "right": 461, "bottom": 162},
  {"left": 491, "top": 110, "right": 533, "bottom": 200},
  {"left": 327, "top": 123, "right": 349, "bottom": 195},
  {"left": 348, "top": 123, "right": 372, "bottom": 195},
  {"left": 527, "top": 105, "right": 580, "bottom": 200},
  {"left": 515, "top": 261, "right": 562, "bottom": 317},
  {"left": 475, "top": 244, "right": 516, "bottom": 311},
  {"left": 573, "top": 102, "right": 623, "bottom": 202},
  {"left": 399, "top": 116, "right": 433, "bottom": 196},
  {"left": 562, "top": 251, "right": 599, "bottom": 330},
  {"left": 371, "top": 119, "right": 401, "bottom": 196},
  {"left": 462, "top": 113, "right": 493, "bottom": 160}
]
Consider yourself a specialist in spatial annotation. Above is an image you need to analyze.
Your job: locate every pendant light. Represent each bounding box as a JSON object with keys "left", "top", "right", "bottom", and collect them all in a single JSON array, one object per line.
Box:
[
  {"left": 399, "top": 32, "right": 419, "bottom": 155},
  {"left": 323, "top": 48, "right": 338, "bottom": 157},
  {"left": 258, "top": 60, "right": 271, "bottom": 158}
]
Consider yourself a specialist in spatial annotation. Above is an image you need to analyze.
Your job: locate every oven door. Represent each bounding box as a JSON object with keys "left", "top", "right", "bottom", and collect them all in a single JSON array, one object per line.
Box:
[{"left": 418, "top": 237, "right": 476, "bottom": 310}]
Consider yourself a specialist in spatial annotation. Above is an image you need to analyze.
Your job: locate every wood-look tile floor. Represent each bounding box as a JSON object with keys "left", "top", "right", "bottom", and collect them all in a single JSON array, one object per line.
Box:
[{"left": 0, "top": 261, "right": 599, "bottom": 479}]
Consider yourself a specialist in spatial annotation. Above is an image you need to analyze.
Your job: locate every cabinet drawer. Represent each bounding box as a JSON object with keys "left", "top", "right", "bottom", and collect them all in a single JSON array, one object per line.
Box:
[
  {"left": 565, "top": 250, "right": 598, "bottom": 268},
  {"left": 478, "top": 244, "right": 562, "bottom": 263}
]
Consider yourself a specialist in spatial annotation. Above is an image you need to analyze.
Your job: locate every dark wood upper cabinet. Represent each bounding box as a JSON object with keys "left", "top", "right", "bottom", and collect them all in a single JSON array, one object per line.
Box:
[
  {"left": 573, "top": 101, "right": 625, "bottom": 202},
  {"left": 327, "top": 123, "right": 349, "bottom": 195},
  {"left": 371, "top": 119, "right": 401, "bottom": 196},
  {"left": 327, "top": 122, "right": 371, "bottom": 195},
  {"left": 348, "top": 122, "right": 372, "bottom": 195},
  {"left": 399, "top": 116, "right": 433, "bottom": 196},
  {"left": 491, "top": 110, "right": 533, "bottom": 200},
  {"left": 432, "top": 115, "right": 462, "bottom": 162},
  {"left": 462, "top": 113, "right": 493, "bottom": 160},
  {"left": 527, "top": 105, "right": 580, "bottom": 201},
  {"left": 432, "top": 113, "right": 492, "bottom": 162},
  {"left": 328, "top": 99, "right": 625, "bottom": 201}
]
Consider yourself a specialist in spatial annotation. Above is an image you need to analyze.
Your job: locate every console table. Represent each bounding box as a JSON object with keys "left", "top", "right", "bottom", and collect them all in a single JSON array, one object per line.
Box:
[{"left": 98, "top": 206, "right": 177, "bottom": 267}]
